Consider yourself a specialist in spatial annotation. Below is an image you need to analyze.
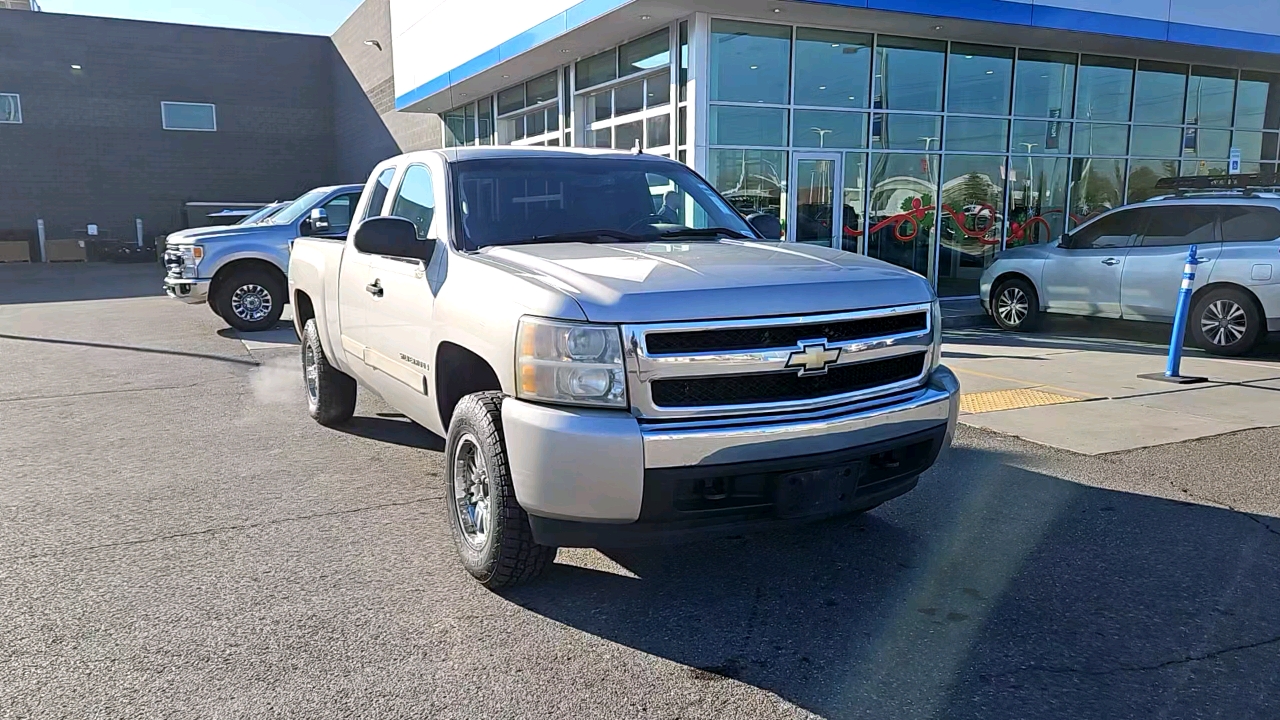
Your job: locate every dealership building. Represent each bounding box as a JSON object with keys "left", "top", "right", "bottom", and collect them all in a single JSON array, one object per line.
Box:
[{"left": 390, "top": 0, "right": 1280, "bottom": 297}]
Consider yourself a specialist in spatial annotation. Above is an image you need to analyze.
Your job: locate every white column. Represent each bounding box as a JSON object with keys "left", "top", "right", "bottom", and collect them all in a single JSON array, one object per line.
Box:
[{"left": 688, "top": 12, "right": 711, "bottom": 176}]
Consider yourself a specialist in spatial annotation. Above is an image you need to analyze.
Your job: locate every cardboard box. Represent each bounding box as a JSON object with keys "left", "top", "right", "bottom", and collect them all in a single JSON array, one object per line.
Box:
[
  {"left": 0, "top": 240, "right": 30, "bottom": 263},
  {"left": 47, "top": 239, "right": 87, "bottom": 262}
]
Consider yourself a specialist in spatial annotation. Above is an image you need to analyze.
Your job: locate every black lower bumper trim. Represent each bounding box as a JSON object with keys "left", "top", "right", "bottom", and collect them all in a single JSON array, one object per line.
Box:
[{"left": 527, "top": 424, "right": 947, "bottom": 548}]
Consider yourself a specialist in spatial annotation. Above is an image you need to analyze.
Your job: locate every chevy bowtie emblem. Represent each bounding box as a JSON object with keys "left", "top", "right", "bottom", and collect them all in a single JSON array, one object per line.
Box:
[{"left": 785, "top": 340, "right": 841, "bottom": 376}]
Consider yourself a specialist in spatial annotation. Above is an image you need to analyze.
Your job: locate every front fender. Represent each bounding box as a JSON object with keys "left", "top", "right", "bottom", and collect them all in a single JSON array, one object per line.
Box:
[{"left": 200, "top": 241, "right": 290, "bottom": 280}]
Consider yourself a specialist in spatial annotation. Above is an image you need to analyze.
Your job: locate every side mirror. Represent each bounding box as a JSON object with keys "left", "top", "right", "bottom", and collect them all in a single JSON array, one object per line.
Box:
[
  {"left": 299, "top": 217, "right": 313, "bottom": 236},
  {"left": 353, "top": 216, "right": 432, "bottom": 261},
  {"left": 1055, "top": 234, "right": 1069, "bottom": 249},
  {"left": 746, "top": 212, "right": 782, "bottom": 240},
  {"left": 310, "top": 207, "right": 331, "bottom": 234}
]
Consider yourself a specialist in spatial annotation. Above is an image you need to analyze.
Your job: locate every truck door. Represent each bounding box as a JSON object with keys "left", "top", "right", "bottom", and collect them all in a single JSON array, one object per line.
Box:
[
  {"left": 338, "top": 168, "right": 397, "bottom": 373},
  {"left": 360, "top": 163, "right": 442, "bottom": 421}
]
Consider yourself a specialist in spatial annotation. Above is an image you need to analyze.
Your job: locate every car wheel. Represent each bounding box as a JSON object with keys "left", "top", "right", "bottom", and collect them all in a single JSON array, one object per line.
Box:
[
  {"left": 1191, "top": 287, "right": 1262, "bottom": 357},
  {"left": 302, "top": 318, "right": 357, "bottom": 427},
  {"left": 445, "top": 391, "right": 555, "bottom": 590},
  {"left": 214, "top": 267, "right": 285, "bottom": 333},
  {"left": 991, "top": 278, "right": 1040, "bottom": 332}
]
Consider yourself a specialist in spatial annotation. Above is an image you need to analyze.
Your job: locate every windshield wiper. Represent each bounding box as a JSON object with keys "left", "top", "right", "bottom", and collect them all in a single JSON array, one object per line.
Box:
[
  {"left": 657, "top": 227, "right": 750, "bottom": 240},
  {"left": 516, "top": 229, "right": 649, "bottom": 244}
]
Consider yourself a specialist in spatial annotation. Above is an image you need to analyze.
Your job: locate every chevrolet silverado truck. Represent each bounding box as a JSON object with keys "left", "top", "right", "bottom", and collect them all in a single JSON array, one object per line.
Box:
[
  {"left": 164, "top": 184, "right": 363, "bottom": 331},
  {"left": 289, "top": 147, "right": 959, "bottom": 589}
]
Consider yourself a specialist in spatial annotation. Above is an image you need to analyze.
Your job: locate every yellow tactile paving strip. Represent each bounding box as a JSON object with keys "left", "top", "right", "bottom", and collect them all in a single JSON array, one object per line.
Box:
[{"left": 959, "top": 388, "right": 1084, "bottom": 414}]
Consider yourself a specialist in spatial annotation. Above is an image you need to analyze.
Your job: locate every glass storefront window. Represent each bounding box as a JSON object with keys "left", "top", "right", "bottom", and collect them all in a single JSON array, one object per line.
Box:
[
  {"left": 647, "top": 115, "right": 671, "bottom": 148},
  {"left": 842, "top": 153, "right": 867, "bottom": 252},
  {"left": 867, "top": 152, "right": 938, "bottom": 277},
  {"left": 591, "top": 127, "right": 611, "bottom": 148},
  {"left": 615, "top": 80, "right": 645, "bottom": 115},
  {"left": 709, "top": 20, "right": 791, "bottom": 104},
  {"left": 648, "top": 76, "right": 671, "bottom": 108},
  {"left": 794, "top": 28, "right": 872, "bottom": 109},
  {"left": 871, "top": 113, "right": 941, "bottom": 150},
  {"left": 679, "top": 21, "right": 689, "bottom": 102},
  {"left": 477, "top": 100, "right": 493, "bottom": 145},
  {"left": 1127, "top": 159, "right": 1181, "bottom": 203},
  {"left": 1069, "top": 157, "right": 1125, "bottom": 227},
  {"left": 588, "top": 89, "right": 612, "bottom": 122},
  {"left": 1132, "top": 61, "right": 1187, "bottom": 125},
  {"left": 1184, "top": 128, "right": 1231, "bottom": 158},
  {"left": 1007, "top": 156, "right": 1068, "bottom": 247},
  {"left": 497, "top": 85, "right": 525, "bottom": 116},
  {"left": 1236, "top": 71, "right": 1280, "bottom": 130},
  {"left": 944, "top": 117, "right": 1008, "bottom": 152},
  {"left": 792, "top": 109, "right": 866, "bottom": 148},
  {"left": 1130, "top": 125, "right": 1183, "bottom": 157},
  {"left": 1182, "top": 159, "right": 1229, "bottom": 176},
  {"left": 1233, "top": 130, "right": 1265, "bottom": 162},
  {"left": 1073, "top": 123, "right": 1128, "bottom": 155},
  {"left": 708, "top": 148, "right": 787, "bottom": 220},
  {"left": 1186, "top": 66, "right": 1236, "bottom": 127},
  {"left": 1011, "top": 120, "right": 1068, "bottom": 154},
  {"left": 1076, "top": 56, "right": 1134, "bottom": 122},
  {"left": 619, "top": 30, "right": 669, "bottom": 78},
  {"left": 614, "top": 120, "right": 643, "bottom": 150},
  {"left": 874, "top": 36, "right": 945, "bottom": 112},
  {"left": 577, "top": 50, "right": 617, "bottom": 90},
  {"left": 939, "top": 154, "right": 1005, "bottom": 296},
  {"left": 709, "top": 105, "right": 788, "bottom": 146},
  {"left": 1013, "top": 49, "right": 1075, "bottom": 119},
  {"left": 947, "top": 44, "right": 1013, "bottom": 116},
  {"left": 526, "top": 72, "right": 558, "bottom": 105}
]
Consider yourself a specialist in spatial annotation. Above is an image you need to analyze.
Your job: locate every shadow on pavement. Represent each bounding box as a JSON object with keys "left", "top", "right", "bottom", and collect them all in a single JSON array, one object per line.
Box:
[
  {"left": 0, "top": 264, "right": 165, "bottom": 304},
  {"left": 506, "top": 446, "right": 1280, "bottom": 719},
  {"left": 336, "top": 415, "right": 445, "bottom": 451},
  {"left": 0, "top": 332, "right": 258, "bottom": 367}
]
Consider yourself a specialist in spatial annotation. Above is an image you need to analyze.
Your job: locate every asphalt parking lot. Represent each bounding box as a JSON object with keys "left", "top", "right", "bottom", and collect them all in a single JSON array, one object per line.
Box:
[{"left": 3, "top": 264, "right": 1280, "bottom": 719}]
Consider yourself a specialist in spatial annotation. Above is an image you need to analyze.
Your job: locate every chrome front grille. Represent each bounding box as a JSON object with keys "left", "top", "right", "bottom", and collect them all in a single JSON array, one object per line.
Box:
[{"left": 622, "top": 304, "right": 935, "bottom": 420}]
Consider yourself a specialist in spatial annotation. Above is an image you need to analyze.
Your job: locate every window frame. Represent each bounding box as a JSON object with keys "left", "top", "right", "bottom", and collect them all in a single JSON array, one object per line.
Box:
[
  {"left": 0, "top": 93, "right": 20, "bottom": 124},
  {"left": 1133, "top": 204, "right": 1220, "bottom": 248},
  {"left": 362, "top": 168, "right": 399, "bottom": 222},
  {"left": 161, "top": 101, "right": 217, "bottom": 132},
  {"left": 389, "top": 163, "right": 439, "bottom": 241}
]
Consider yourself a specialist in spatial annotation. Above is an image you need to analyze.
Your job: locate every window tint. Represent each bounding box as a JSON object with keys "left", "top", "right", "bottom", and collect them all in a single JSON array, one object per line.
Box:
[
  {"left": 321, "top": 193, "right": 361, "bottom": 233},
  {"left": 1069, "top": 210, "right": 1140, "bottom": 249},
  {"left": 363, "top": 169, "right": 396, "bottom": 220},
  {"left": 1219, "top": 206, "right": 1280, "bottom": 242},
  {"left": 391, "top": 165, "right": 437, "bottom": 239},
  {"left": 1138, "top": 206, "right": 1217, "bottom": 247}
]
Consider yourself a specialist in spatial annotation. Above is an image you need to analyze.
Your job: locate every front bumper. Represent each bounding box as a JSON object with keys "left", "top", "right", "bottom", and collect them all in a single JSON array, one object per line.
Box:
[
  {"left": 163, "top": 276, "right": 210, "bottom": 304},
  {"left": 501, "top": 366, "right": 960, "bottom": 546}
]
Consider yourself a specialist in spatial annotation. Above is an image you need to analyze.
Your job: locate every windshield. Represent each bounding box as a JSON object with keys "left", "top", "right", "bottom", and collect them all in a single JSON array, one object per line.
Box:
[
  {"left": 236, "top": 203, "right": 284, "bottom": 225},
  {"left": 452, "top": 156, "right": 756, "bottom": 250},
  {"left": 267, "top": 189, "right": 329, "bottom": 225}
]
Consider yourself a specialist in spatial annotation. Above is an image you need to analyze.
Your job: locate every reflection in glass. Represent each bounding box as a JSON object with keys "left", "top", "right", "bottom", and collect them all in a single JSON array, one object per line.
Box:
[
  {"left": 647, "top": 76, "right": 670, "bottom": 108},
  {"left": 577, "top": 50, "right": 617, "bottom": 90},
  {"left": 842, "top": 153, "right": 867, "bottom": 252},
  {"left": 944, "top": 117, "right": 1008, "bottom": 152},
  {"left": 646, "top": 114, "right": 670, "bottom": 148},
  {"left": 1011, "top": 120, "right": 1068, "bottom": 153},
  {"left": 1014, "top": 49, "right": 1075, "bottom": 119},
  {"left": 939, "top": 155, "right": 1005, "bottom": 296},
  {"left": 614, "top": 120, "right": 643, "bottom": 151},
  {"left": 709, "top": 20, "right": 791, "bottom": 104},
  {"left": 708, "top": 148, "right": 788, "bottom": 222},
  {"left": 1130, "top": 125, "right": 1183, "bottom": 157},
  {"left": 1127, "top": 159, "right": 1181, "bottom": 203},
  {"left": 709, "top": 105, "right": 788, "bottom": 146},
  {"left": 1184, "top": 128, "right": 1230, "bottom": 158},
  {"left": 871, "top": 113, "right": 941, "bottom": 150},
  {"left": 794, "top": 28, "right": 872, "bottom": 108},
  {"left": 1236, "top": 71, "right": 1280, "bottom": 130},
  {"left": 1076, "top": 56, "right": 1134, "bottom": 122},
  {"left": 1006, "top": 156, "right": 1068, "bottom": 248},
  {"left": 497, "top": 85, "right": 525, "bottom": 116},
  {"left": 874, "top": 36, "right": 946, "bottom": 112},
  {"left": 867, "top": 152, "right": 938, "bottom": 278},
  {"left": 591, "top": 127, "right": 612, "bottom": 148},
  {"left": 1132, "top": 61, "right": 1187, "bottom": 124},
  {"left": 1181, "top": 160, "right": 1229, "bottom": 177},
  {"left": 1073, "top": 123, "right": 1128, "bottom": 155},
  {"left": 1069, "top": 157, "right": 1125, "bottom": 228},
  {"left": 947, "top": 44, "right": 1013, "bottom": 115},
  {"left": 1186, "top": 66, "right": 1236, "bottom": 127},
  {"left": 589, "top": 90, "right": 612, "bottom": 122},
  {"left": 615, "top": 80, "right": 645, "bottom": 115},
  {"left": 1233, "top": 131, "right": 1265, "bottom": 162},
  {"left": 619, "top": 31, "right": 669, "bottom": 78},
  {"left": 794, "top": 158, "right": 838, "bottom": 246},
  {"left": 792, "top": 110, "right": 867, "bottom": 148}
]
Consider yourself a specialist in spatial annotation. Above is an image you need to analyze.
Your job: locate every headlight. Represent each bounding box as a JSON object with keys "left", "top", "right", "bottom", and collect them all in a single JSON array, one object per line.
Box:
[
  {"left": 178, "top": 245, "right": 203, "bottom": 278},
  {"left": 929, "top": 299, "right": 942, "bottom": 371},
  {"left": 516, "top": 317, "right": 626, "bottom": 408}
]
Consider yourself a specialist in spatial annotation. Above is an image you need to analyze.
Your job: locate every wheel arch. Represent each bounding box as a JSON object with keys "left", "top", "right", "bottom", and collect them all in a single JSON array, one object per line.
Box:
[
  {"left": 210, "top": 258, "right": 289, "bottom": 303},
  {"left": 1190, "top": 281, "right": 1265, "bottom": 317},
  {"left": 435, "top": 342, "right": 503, "bottom": 430},
  {"left": 293, "top": 289, "right": 316, "bottom": 339},
  {"left": 991, "top": 271, "right": 1043, "bottom": 310}
]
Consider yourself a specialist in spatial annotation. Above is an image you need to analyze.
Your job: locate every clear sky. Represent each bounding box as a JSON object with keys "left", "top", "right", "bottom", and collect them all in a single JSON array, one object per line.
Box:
[{"left": 37, "top": 0, "right": 363, "bottom": 35}]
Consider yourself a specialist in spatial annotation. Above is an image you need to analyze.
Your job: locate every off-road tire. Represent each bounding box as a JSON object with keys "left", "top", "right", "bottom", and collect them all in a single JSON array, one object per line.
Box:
[
  {"left": 991, "top": 277, "right": 1041, "bottom": 332},
  {"left": 213, "top": 266, "right": 286, "bottom": 332},
  {"left": 302, "top": 318, "right": 357, "bottom": 427},
  {"left": 1190, "top": 286, "right": 1263, "bottom": 357},
  {"left": 445, "top": 391, "right": 555, "bottom": 590}
]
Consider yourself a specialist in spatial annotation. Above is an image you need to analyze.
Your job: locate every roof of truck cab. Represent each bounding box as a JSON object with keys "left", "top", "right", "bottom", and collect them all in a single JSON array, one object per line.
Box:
[{"left": 435, "top": 146, "right": 675, "bottom": 163}]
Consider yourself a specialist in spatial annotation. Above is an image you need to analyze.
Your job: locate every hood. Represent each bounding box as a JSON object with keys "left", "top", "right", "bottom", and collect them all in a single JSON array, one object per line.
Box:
[
  {"left": 165, "top": 225, "right": 275, "bottom": 246},
  {"left": 479, "top": 240, "right": 935, "bottom": 323}
]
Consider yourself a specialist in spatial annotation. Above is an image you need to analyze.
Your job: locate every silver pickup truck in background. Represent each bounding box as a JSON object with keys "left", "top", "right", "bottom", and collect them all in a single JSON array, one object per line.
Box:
[{"left": 289, "top": 147, "right": 959, "bottom": 589}]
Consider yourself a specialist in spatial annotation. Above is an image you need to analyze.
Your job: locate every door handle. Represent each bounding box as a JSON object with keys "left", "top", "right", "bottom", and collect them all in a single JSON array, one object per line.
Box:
[
  {"left": 1101, "top": 258, "right": 1120, "bottom": 266},
  {"left": 365, "top": 280, "right": 383, "bottom": 297}
]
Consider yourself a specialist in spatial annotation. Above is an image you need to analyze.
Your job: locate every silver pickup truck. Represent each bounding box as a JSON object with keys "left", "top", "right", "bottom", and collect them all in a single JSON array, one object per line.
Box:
[{"left": 289, "top": 147, "right": 959, "bottom": 589}]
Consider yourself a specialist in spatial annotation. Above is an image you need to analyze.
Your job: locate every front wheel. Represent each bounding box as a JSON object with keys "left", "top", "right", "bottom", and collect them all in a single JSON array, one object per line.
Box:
[
  {"left": 991, "top": 278, "right": 1040, "bottom": 332},
  {"left": 302, "top": 318, "right": 357, "bottom": 426},
  {"left": 1190, "top": 287, "right": 1262, "bottom": 357},
  {"left": 213, "top": 266, "right": 285, "bottom": 332},
  {"left": 445, "top": 392, "right": 555, "bottom": 590}
]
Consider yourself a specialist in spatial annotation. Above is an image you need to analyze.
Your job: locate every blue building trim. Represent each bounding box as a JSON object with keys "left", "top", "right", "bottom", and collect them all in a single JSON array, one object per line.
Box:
[{"left": 398, "top": 0, "right": 1280, "bottom": 112}]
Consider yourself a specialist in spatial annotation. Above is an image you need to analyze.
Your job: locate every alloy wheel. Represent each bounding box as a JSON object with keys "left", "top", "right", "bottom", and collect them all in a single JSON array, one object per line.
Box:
[
  {"left": 452, "top": 433, "right": 491, "bottom": 549},
  {"left": 230, "top": 284, "right": 272, "bottom": 323},
  {"left": 303, "top": 341, "right": 320, "bottom": 407},
  {"left": 1201, "top": 299, "right": 1247, "bottom": 347},
  {"left": 997, "top": 286, "right": 1029, "bottom": 327}
]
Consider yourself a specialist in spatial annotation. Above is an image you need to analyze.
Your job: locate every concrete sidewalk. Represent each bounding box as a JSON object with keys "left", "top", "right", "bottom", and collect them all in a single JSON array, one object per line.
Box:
[{"left": 944, "top": 327, "right": 1280, "bottom": 454}]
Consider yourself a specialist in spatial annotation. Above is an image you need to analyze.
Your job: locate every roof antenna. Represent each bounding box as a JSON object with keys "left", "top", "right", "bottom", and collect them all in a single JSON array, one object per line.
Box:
[{"left": 632, "top": 139, "right": 643, "bottom": 154}]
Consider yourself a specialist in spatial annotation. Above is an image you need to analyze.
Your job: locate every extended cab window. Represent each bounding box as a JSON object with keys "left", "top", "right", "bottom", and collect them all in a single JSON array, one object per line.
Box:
[
  {"left": 363, "top": 168, "right": 396, "bottom": 221},
  {"left": 1219, "top": 205, "right": 1280, "bottom": 242},
  {"left": 1067, "top": 210, "right": 1141, "bottom": 249},
  {"left": 391, "top": 165, "right": 436, "bottom": 239},
  {"left": 1137, "top": 206, "right": 1217, "bottom": 247}
]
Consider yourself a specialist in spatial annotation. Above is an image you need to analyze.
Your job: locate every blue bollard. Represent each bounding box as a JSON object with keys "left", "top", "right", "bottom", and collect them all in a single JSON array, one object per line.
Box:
[{"left": 1139, "top": 244, "right": 1208, "bottom": 384}]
